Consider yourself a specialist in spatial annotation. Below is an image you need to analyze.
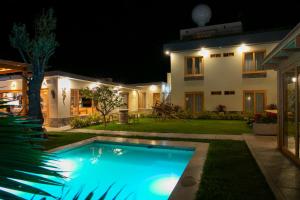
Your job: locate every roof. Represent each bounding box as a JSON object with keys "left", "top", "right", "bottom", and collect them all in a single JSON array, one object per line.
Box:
[
  {"left": 164, "top": 29, "right": 290, "bottom": 52},
  {"left": 128, "top": 82, "right": 166, "bottom": 87},
  {"left": 263, "top": 23, "right": 300, "bottom": 69},
  {"left": 45, "top": 71, "right": 139, "bottom": 89},
  {"left": 0, "top": 59, "right": 28, "bottom": 74}
]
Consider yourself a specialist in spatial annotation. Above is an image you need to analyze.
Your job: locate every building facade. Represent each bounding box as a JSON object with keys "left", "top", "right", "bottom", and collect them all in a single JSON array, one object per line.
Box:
[
  {"left": 0, "top": 70, "right": 170, "bottom": 127},
  {"left": 164, "top": 22, "right": 289, "bottom": 113}
]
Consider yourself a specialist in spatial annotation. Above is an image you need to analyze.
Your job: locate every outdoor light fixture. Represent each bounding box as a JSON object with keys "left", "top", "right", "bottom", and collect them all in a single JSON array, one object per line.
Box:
[
  {"left": 199, "top": 48, "right": 209, "bottom": 57},
  {"left": 237, "top": 43, "right": 250, "bottom": 53},
  {"left": 10, "top": 81, "right": 17, "bottom": 90},
  {"left": 165, "top": 50, "right": 170, "bottom": 55},
  {"left": 292, "top": 77, "right": 297, "bottom": 83},
  {"left": 149, "top": 85, "right": 157, "bottom": 92},
  {"left": 247, "top": 96, "right": 251, "bottom": 101}
]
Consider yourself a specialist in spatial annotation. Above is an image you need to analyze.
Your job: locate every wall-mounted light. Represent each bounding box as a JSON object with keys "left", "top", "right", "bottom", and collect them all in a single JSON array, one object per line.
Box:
[
  {"left": 149, "top": 85, "right": 157, "bottom": 92},
  {"left": 165, "top": 50, "right": 170, "bottom": 55},
  {"left": 237, "top": 43, "right": 250, "bottom": 53},
  {"left": 42, "top": 79, "right": 48, "bottom": 89},
  {"left": 199, "top": 48, "right": 209, "bottom": 57},
  {"left": 10, "top": 81, "right": 17, "bottom": 90},
  {"left": 247, "top": 96, "right": 251, "bottom": 101}
]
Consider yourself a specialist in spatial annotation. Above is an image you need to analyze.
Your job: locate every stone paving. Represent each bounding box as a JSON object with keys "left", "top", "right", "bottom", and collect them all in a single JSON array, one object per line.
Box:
[
  {"left": 46, "top": 127, "right": 300, "bottom": 200},
  {"left": 67, "top": 128, "right": 244, "bottom": 141},
  {"left": 245, "top": 135, "right": 300, "bottom": 200}
]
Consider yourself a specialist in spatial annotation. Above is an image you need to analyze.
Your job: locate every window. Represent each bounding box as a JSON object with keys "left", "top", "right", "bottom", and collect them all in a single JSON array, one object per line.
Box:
[
  {"left": 210, "top": 53, "right": 221, "bottom": 58},
  {"left": 70, "top": 89, "right": 80, "bottom": 116},
  {"left": 243, "top": 90, "right": 266, "bottom": 113},
  {"left": 211, "top": 91, "right": 222, "bottom": 95},
  {"left": 185, "top": 92, "right": 204, "bottom": 113},
  {"left": 243, "top": 51, "right": 265, "bottom": 73},
  {"left": 223, "top": 52, "right": 234, "bottom": 57},
  {"left": 185, "top": 57, "right": 203, "bottom": 77},
  {"left": 81, "top": 97, "right": 92, "bottom": 107},
  {"left": 224, "top": 91, "right": 235, "bottom": 95}
]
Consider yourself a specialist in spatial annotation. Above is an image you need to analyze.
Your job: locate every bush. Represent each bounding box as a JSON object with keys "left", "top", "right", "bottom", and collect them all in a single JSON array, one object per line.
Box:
[
  {"left": 194, "top": 111, "right": 244, "bottom": 120},
  {"left": 254, "top": 112, "right": 277, "bottom": 124},
  {"left": 70, "top": 113, "right": 102, "bottom": 128}
]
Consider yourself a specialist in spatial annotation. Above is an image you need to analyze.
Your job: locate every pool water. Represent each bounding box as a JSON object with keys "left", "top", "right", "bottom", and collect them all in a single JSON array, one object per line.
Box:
[{"left": 10, "top": 142, "right": 194, "bottom": 200}]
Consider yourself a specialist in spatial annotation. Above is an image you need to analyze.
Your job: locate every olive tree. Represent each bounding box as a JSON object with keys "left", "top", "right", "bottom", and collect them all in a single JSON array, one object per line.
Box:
[
  {"left": 10, "top": 9, "right": 58, "bottom": 124},
  {"left": 80, "top": 85, "right": 124, "bottom": 127}
]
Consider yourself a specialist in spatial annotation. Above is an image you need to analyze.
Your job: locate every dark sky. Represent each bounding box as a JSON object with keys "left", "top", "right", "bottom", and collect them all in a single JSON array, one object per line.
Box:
[{"left": 0, "top": 1, "right": 299, "bottom": 83}]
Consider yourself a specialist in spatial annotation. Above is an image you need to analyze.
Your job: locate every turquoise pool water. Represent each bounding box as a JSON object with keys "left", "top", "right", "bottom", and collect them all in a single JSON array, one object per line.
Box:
[{"left": 9, "top": 141, "right": 194, "bottom": 200}]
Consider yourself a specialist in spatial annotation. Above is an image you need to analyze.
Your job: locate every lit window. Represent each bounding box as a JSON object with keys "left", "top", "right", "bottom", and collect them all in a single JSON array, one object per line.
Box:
[
  {"left": 243, "top": 51, "right": 265, "bottom": 73},
  {"left": 244, "top": 91, "right": 265, "bottom": 113},
  {"left": 185, "top": 92, "right": 204, "bottom": 113},
  {"left": 185, "top": 57, "right": 203, "bottom": 77}
]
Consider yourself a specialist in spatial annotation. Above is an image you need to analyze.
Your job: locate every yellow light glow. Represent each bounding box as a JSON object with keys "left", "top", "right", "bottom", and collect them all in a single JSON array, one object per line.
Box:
[
  {"left": 247, "top": 96, "right": 251, "bottom": 101},
  {"left": 132, "top": 90, "right": 137, "bottom": 96},
  {"left": 237, "top": 43, "right": 250, "bottom": 53},
  {"left": 199, "top": 48, "right": 209, "bottom": 57},
  {"left": 292, "top": 77, "right": 297, "bottom": 83},
  {"left": 149, "top": 85, "right": 157, "bottom": 92},
  {"left": 41, "top": 79, "right": 48, "bottom": 89},
  {"left": 165, "top": 50, "right": 170, "bottom": 55},
  {"left": 59, "top": 78, "right": 71, "bottom": 89},
  {"left": 10, "top": 81, "right": 17, "bottom": 90}
]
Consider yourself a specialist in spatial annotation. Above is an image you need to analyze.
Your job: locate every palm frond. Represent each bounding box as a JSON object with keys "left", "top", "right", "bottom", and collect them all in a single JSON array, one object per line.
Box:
[{"left": 0, "top": 101, "right": 63, "bottom": 199}]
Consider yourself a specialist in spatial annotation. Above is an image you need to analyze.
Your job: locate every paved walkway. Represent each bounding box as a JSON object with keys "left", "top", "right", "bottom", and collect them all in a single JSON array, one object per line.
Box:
[
  {"left": 245, "top": 135, "right": 300, "bottom": 200},
  {"left": 67, "top": 128, "right": 244, "bottom": 140}
]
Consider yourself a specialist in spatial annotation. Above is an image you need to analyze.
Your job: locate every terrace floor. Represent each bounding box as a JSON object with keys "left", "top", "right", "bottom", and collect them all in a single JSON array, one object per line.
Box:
[{"left": 245, "top": 135, "right": 300, "bottom": 200}]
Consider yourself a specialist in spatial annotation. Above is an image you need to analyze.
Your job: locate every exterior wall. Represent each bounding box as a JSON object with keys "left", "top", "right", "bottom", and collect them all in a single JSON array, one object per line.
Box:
[{"left": 170, "top": 42, "right": 279, "bottom": 111}]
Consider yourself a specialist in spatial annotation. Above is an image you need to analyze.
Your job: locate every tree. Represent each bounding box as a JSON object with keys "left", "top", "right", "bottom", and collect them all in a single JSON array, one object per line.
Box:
[
  {"left": 80, "top": 86, "right": 124, "bottom": 127},
  {"left": 10, "top": 9, "right": 58, "bottom": 124}
]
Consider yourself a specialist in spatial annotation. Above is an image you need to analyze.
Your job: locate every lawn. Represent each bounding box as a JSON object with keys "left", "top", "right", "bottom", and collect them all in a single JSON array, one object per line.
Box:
[
  {"left": 44, "top": 132, "right": 274, "bottom": 200},
  {"left": 87, "top": 118, "right": 252, "bottom": 135}
]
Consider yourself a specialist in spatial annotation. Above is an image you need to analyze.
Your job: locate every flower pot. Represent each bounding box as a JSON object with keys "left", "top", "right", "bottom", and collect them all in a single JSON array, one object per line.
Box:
[{"left": 253, "top": 123, "right": 278, "bottom": 136}]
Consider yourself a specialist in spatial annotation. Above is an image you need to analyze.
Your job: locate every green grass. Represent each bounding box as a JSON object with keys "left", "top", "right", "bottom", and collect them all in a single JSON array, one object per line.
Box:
[
  {"left": 87, "top": 118, "right": 252, "bottom": 135},
  {"left": 43, "top": 132, "right": 274, "bottom": 200}
]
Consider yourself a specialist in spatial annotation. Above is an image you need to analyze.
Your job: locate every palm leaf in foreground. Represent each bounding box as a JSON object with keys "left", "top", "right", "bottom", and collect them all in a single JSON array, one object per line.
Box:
[{"left": 0, "top": 100, "right": 64, "bottom": 199}]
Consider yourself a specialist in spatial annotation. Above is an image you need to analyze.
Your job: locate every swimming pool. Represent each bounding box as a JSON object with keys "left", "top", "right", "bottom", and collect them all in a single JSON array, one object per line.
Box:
[{"left": 12, "top": 141, "right": 194, "bottom": 200}]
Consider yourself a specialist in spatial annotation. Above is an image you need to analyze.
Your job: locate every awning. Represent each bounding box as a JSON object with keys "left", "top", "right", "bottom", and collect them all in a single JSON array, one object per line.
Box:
[{"left": 263, "top": 23, "right": 300, "bottom": 69}]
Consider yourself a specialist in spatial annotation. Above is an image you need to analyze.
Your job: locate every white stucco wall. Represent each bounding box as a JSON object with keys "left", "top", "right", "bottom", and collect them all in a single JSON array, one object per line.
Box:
[{"left": 170, "top": 42, "right": 279, "bottom": 111}]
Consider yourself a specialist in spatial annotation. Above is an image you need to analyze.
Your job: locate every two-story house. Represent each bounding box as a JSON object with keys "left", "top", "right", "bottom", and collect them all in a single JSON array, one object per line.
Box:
[{"left": 164, "top": 22, "right": 289, "bottom": 113}]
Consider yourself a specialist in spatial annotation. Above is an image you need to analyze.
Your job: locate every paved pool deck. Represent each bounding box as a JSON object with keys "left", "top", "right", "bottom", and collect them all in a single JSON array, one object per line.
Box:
[{"left": 47, "top": 127, "right": 300, "bottom": 200}]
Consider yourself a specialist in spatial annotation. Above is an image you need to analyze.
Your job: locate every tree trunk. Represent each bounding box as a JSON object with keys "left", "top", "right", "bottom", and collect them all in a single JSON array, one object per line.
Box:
[
  {"left": 103, "top": 115, "right": 107, "bottom": 127},
  {"left": 28, "top": 72, "right": 44, "bottom": 125}
]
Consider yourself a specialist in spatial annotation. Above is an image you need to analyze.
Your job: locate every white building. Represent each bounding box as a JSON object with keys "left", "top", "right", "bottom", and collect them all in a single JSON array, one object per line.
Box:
[
  {"left": 0, "top": 69, "right": 170, "bottom": 127},
  {"left": 164, "top": 22, "right": 290, "bottom": 113}
]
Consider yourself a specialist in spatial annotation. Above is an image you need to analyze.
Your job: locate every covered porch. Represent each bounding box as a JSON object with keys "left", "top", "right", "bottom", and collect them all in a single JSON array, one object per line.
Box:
[
  {"left": 263, "top": 22, "right": 300, "bottom": 165},
  {"left": 0, "top": 59, "right": 28, "bottom": 115}
]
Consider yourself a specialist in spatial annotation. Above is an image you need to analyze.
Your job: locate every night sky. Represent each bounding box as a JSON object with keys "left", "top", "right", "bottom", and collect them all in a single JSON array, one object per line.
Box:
[{"left": 0, "top": 1, "right": 299, "bottom": 83}]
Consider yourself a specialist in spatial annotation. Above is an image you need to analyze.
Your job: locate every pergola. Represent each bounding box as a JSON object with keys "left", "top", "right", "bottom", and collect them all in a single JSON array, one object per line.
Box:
[
  {"left": 0, "top": 59, "right": 29, "bottom": 115},
  {"left": 263, "top": 22, "right": 300, "bottom": 166}
]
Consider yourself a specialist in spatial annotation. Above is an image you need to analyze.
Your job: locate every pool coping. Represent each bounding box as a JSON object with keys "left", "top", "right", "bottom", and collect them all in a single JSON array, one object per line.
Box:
[{"left": 48, "top": 136, "right": 209, "bottom": 200}]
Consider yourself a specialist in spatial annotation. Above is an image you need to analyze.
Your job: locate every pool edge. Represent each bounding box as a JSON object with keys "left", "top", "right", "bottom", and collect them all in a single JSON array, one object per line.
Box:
[{"left": 47, "top": 135, "right": 209, "bottom": 200}]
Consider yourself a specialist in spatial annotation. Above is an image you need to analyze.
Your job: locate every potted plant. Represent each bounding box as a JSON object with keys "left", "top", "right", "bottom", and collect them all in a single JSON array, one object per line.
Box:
[
  {"left": 216, "top": 104, "right": 226, "bottom": 115},
  {"left": 253, "top": 112, "right": 278, "bottom": 135}
]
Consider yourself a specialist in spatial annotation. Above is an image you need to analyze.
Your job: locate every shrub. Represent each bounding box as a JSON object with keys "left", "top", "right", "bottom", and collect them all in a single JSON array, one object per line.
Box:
[
  {"left": 216, "top": 105, "right": 226, "bottom": 113},
  {"left": 193, "top": 112, "right": 244, "bottom": 120},
  {"left": 70, "top": 113, "right": 102, "bottom": 128},
  {"left": 254, "top": 112, "right": 277, "bottom": 124}
]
